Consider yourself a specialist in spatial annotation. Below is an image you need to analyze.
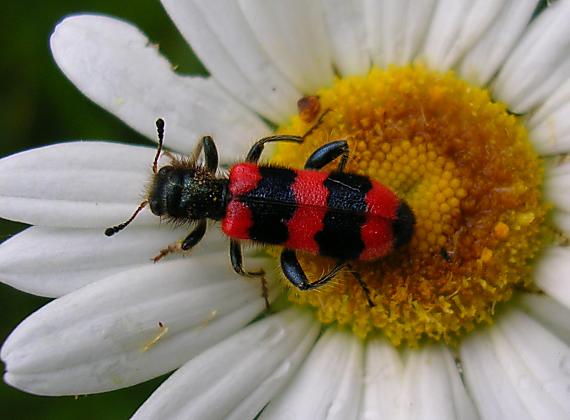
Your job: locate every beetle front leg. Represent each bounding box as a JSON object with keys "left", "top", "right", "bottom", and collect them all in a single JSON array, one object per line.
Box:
[
  {"left": 153, "top": 219, "right": 207, "bottom": 263},
  {"left": 244, "top": 110, "right": 334, "bottom": 163},
  {"left": 304, "top": 140, "right": 350, "bottom": 172},
  {"left": 191, "top": 136, "right": 219, "bottom": 173},
  {"left": 229, "top": 240, "right": 269, "bottom": 309},
  {"left": 181, "top": 219, "right": 208, "bottom": 250},
  {"left": 280, "top": 249, "right": 346, "bottom": 290},
  {"left": 201, "top": 136, "right": 219, "bottom": 173},
  {"left": 245, "top": 135, "right": 304, "bottom": 163}
]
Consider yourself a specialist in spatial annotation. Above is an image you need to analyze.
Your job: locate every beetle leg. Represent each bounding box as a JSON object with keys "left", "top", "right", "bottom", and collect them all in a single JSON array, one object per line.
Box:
[
  {"left": 230, "top": 240, "right": 269, "bottom": 309},
  {"left": 346, "top": 263, "right": 375, "bottom": 307},
  {"left": 244, "top": 110, "right": 333, "bottom": 163},
  {"left": 152, "top": 242, "right": 182, "bottom": 263},
  {"left": 280, "top": 249, "right": 346, "bottom": 290},
  {"left": 304, "top": 140, "right": 350, "bottom": 172},
  {"left": 245, "top": 135, "right": 304, "bottom": 163},
  {"left": 191, "top": 136, "right": 219, "bottom": 173},
  {"left": 201, "top": 136, "right": 219, "bottom": 173},
  {"left": 181, "top": 219, "right": 208, "bottom": 250},
  {"left": 230, "top": 240, "right": 265, "bottom": 276},
  {"left": 152, "top": 219, "right": 207, "bottom": 262}
]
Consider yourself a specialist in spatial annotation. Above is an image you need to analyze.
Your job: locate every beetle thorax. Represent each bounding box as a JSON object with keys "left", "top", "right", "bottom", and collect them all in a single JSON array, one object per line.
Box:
[{"left": 148, "top": 166, "right": 227, "bottom": 221}]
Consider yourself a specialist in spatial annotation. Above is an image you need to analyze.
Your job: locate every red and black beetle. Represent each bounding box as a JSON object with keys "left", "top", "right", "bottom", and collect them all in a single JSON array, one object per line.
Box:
[{"left": 106, "top": 119, "right": 415, "bottom": 305}]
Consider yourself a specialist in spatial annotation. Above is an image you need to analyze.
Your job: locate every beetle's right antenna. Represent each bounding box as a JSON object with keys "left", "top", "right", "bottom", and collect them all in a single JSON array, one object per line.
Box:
[
  {"left": 153, "top": 118, "right": 165, "bottom": 174},
  {"left": 104, "top": 201, "right": 148, "bottom": 237}
]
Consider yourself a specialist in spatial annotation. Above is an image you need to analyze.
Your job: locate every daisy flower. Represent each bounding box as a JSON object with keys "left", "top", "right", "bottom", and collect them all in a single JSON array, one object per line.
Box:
[{"left": 2, "top": 0, "right": 570, "bottom": 418}]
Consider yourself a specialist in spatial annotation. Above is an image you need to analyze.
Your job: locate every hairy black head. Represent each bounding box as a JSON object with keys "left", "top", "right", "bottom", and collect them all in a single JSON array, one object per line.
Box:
[{"left": 148, "top": 165, "right": 228, "bottom": 221}]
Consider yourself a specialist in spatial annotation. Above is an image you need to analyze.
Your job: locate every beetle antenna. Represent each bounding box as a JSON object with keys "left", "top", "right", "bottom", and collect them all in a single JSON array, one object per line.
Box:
[
  {"left": 153, "top": 118, "right": 165, "bottom": 174},
  {"left": 105, "top": 201, "right": 148, "bottom": 237}
]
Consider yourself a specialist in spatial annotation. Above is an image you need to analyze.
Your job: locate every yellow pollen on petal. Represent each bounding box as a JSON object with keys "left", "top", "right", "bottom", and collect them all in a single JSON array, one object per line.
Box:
[{"left": 270, "top": 66, "right": 550, "bottom": 346}]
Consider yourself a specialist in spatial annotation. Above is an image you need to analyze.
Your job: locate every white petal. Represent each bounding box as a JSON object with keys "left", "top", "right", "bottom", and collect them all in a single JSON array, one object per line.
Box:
[
  {"left": 359, "top": 337, "right": 403, "bottom": 420},
  {"left": 461, "top": 329, "right": 533, "bottom": 420},
  {"left": 133, "top": 309, "right": 319, "bottom": 420},
  {"left": 0, "top": 225, "right": 226, "bottom": 297},
  {"left": 547, "top": 159, "right": 570, "bottom": 178},
  {"left": 491, "top": 309, "right": 570, "bottom": 418},
  {"left": 321, "top": 0, "right": 370, "bottom": 76},
  {"left": 260, "top": 328, "right": 363, "bottom": 420},
  {"left": 545, "top": 172, "right": 570, "bottom": 212},
  {"left": 534, "top": 246, "right": 570, "bottom": 309},
  {"left": 552, "top": 211, "right": 570, "bottom": 237},
  {"left": 51, "top": 14, "right": 268, "bottom": 159},
  {"left": 161, "top": 0, "right": 300, "bottom": 124},
  {"left": 1, "top": 254, "right": 274, "bottom": 395},
  {"left": 493, "top": 0, "right": 570, "bottom": 114},
  {"left": 529, "top": 75, "right": 570, "bottom": 127},
  {"left": 399, "top": 345, "right": 478, "bottom": 420},
  {"left": 528, "top": 92, "right": 570, "bottom": 155},
  {"left": 518, "top": 293, "right": 570, "bottom": 346},
  {"left": 459, "top": 0, "right": 539, "bottom": 86},
  {"left": 364, "top": 0, "right": 436, "bottom": 67},
  {"left": 420, "top": 0, "right": 505, "bottom": 71},
  {"left": 0, "top": 142, "right": 158, "bottom": 228},
  {"left": 239, "top": 0, "right": 335, "bottom": 94}
]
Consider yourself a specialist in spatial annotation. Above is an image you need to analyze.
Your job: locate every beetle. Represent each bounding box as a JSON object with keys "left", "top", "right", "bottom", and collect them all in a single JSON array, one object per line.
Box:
[{"left": 105, "top": 119, "right": 415, "bottom": 306}]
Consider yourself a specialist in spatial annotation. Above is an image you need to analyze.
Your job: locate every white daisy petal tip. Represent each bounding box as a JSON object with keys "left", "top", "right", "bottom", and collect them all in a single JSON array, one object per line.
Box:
[
  {"left": 1, "top": 254, "right": 273, "bottom": 395},
  {"left": 0, "top": 141, "right": 157, "bottom": 228},
  {"left": 50, "top": 14, "right": 268, "bottom": 160}
]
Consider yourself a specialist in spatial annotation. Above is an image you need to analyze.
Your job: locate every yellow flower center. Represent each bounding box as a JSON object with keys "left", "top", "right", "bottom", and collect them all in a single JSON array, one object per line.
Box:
[{"left": 271, "top": 66, "right": 550, "bottom": 346}]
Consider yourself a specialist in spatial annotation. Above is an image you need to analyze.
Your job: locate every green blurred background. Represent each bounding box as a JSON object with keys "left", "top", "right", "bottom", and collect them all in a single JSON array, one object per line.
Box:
[{"left": 0, "top": 1, "right": 205, "bottom": 418}]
